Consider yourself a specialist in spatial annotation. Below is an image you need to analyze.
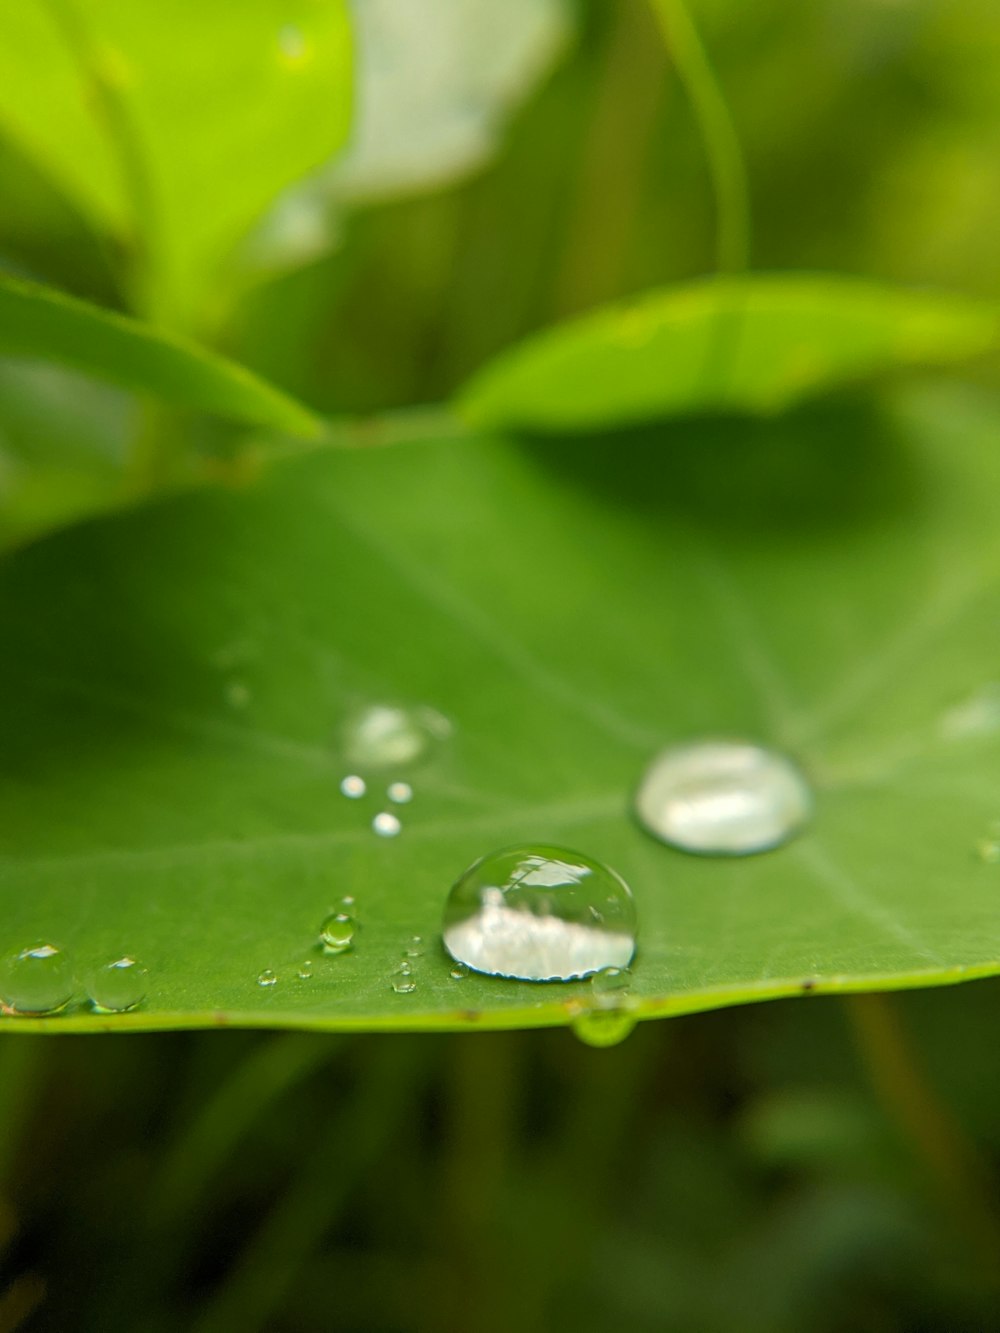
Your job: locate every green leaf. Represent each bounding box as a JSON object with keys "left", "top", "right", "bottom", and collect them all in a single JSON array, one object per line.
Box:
[
  {"left": 0, "top": 0, "right": 353, "bottom": 323},
  {"left": 2, "top": 383, "right": 999, "bottom": 1033},
  {"left": 458, "top": 274, "right": 1000, "bottom": 432},
  {"left": 0, "top": 276, "right": 322, "bottom": 437}
]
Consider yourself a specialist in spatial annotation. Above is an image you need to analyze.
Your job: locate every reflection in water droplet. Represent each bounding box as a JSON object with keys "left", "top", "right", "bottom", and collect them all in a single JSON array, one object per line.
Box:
[
  {"left": 340, "top": 774, "right": 366, "bottom": 799},
  {"left": 320, "top": 913, "right": 356, "bottom": 955},
  {"left": 442, "top": 845, "right": 637, "bottom": 982},
  {"left": 373, "top": 811, "right": 402, "bottom": 838},
  {"left": 88, "top": 956, "right": 148, "bottom": 1013},
  {"left": 297, "top": 960, "right": 314, "bottom": 980},
  {"left": 634, "top": 739, "right": 811, "bottom": 856},
  {"left": 387, "top": 781, "right": 413, "bottom": 804},
  {"left": 571, "top": 965, "right": 637, "bottom": 1047},
  {"left": 341, "top": 703, "right": 451, "bottom": 770},
  {"left": 257, "top": 969, "right": 278, "bottom": 988},
  {"left": 0, "top": 943, "right": 75, "bottom": 1015}
]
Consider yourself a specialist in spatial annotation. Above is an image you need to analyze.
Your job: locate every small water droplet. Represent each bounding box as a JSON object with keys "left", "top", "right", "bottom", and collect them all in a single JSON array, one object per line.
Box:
[
  {"left": 340, "top": 774, "right": 366, "bottom": 799},
  {"left": 373, "top": 811, "right": 401, "bottom": 838},
  {"left": 571, "top": 966, "right": 637, "bottom": 1047},
  {"left": 277, "top": 23, "right": 307, "bottom": 62},
  {"left": 442, "top": 845, "right": 637, "bottom": 982},
  {"left": 224, "top": 679, "right": 251, "bottom": 709},
  {"left": 449, "top": 963, "right": 469, "bottom": 981},
  {"left": 320, "top": 912, "right": 356, "bottom": 955},
  {"left": 257, "top": 968, "right": 278, "bottom": 988},
  {"left": 397, "top": 960, "right": 412, "bottom": 977},
  {"left": 977, "top": 839, "right": 1000, "bottom": 864},
  {"left": 387, "top": 781, "right": 413, "bottom": 804},
  {"left": 87, "top": 956, "right": 148, "bottom": 1013},
  {"left": 391, "top": 976, "right": 417, "bottom": 995},
  {"left": 297, "top": 960, "right": 314, "bottom": 980},
  {"left": 404, "top": 935, "right": 424, "bottom": 957},
  {"left": 0, "top": 943, "right": 75, "bottom": 1015},
  {"left": 341, "top": 703, "right": 451, "bottom": 770},
  {"left": 634, "top": 739, "right": 811, "bottom": 856}
]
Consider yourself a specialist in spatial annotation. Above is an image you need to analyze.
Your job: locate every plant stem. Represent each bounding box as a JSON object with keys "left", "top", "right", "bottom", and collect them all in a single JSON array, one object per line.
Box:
[
  {"left": 846, "top": 992, "right": 1000, "bottom": 1277},
  {"left": 649, "top": 0, "right": 750, "bottom": 274}
]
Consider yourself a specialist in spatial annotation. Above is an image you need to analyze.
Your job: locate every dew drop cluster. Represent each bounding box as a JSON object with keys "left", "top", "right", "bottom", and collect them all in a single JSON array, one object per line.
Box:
[{"left": 0, "top": 944, "right": 148, "bottom": 1017}]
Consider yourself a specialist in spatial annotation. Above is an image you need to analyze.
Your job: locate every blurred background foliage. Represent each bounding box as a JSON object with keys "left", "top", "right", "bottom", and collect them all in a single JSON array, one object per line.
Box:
[{"left": 3, "top": 0, "right": 1000, "bottom": 1328}]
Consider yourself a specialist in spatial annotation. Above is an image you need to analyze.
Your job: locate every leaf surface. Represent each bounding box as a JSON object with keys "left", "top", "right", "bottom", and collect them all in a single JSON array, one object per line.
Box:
[
  {"left": 458, "top": 275, "right": 999, "bottom": 431},
  {"left": 2, "top": 384, "right": 999, "bottom": 1032}
]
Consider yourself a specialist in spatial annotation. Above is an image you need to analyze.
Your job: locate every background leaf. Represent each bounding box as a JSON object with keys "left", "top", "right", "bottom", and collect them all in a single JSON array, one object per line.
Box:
[
  {"left": 0, "top": 275, "right": 322, "bottom": 438},
  {"left": 0, "top": 0, "right": 353, "bottom": 325},
  {"left": 2, "top": 382, "right": 999, "bottom": 1032},
  {"left": 458, "top": 274, "right": 999, "bottom": 431}
]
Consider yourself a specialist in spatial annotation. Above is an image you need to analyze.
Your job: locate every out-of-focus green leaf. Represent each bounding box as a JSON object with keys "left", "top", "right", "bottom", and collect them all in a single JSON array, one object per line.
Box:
[
  {"left": 0, "top": 0, "right": 353, "bottom": 324},
  {"left": 0, "top": 275, "right": 322, "bottom": 437},
  {"left": 2, "top": 382, "right": 1000, "bottom": 1032},
  {"left": 244, "top": 0, "right": 570, "bottom": 273},
  {"left": 458, "top": 274, "right": 999, "bottom": 432}
]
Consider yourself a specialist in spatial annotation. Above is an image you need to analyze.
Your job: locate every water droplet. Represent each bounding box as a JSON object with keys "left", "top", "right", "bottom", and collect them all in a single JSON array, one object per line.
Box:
[
  {"left": 373, "top": 811, "right": 401, "bottom": 838},
  {"left": 449, "top": 963, "right": 469, "bottom": 981},
  {"left": 391, "top": 975, "right": 417, "bottom": 995},
  {"left": 320, "top": 912, "right": 356, "bottom": 955},
  {"left": 0, "top": 943, "right": 75, "bottom": 1015},
  {"left": 977, "top": 839, "right": 1000, "bottom": 864},
  {"left": 341, "top": 703, "right": 451, "bottom": 770},
  {"left": 634, "top": 739, "right": 811, "bottom": 856},
  {"left": 277, "top": 23, "right": 307, "bottom": 62},
  {"left": 442, "top": 845, "right": 637, "bottom": 982},
  {"left": 340, "top": 774, "right": 366, "bottom": 799},
  {"left": 387, "top": 781, "right": 413, "bottom": 804},
  {"left": 87, "top": 956, "right": 148, "bottom": 1013},
  {"left": 297, "top": 960, "right": 314, "bottom": 980},
  {"left": 571, "top": 966, "right": 637, "bottom": 1047},
  {"left": 224, "top": 679, "right": 251, "bottom": 709},
  {"left": 257, "top": 969, "right": 277, "bottom": 988},
  {"left": 404, "top": 935, "right": 424, "bottom": 957},
  {"left": 397, "top": 960, "right": 412, "bottom": 977}
]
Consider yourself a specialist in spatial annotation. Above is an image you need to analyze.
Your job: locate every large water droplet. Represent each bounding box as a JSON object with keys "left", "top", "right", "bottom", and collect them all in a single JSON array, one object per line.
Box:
[
  {"left": 442, "top": 845, "right": 637, "bottom": 982},
  {"left": 571, "top": 966, "right": 637, "bottom": 1048},
  {"left": 320, "top": 911, "right": 356, "bottom": 954},
  {"left": 341, "top": 703, "right": 450, "bottom": 770},
  {"left": 634, "top": 739, "right": 811, "bottom": 856},
  {"left": 0, "top": 943, "right": 75, "bottom": 1015},
  {"left": 87, "top": 956, "right": 148, "bottom": 1013}
]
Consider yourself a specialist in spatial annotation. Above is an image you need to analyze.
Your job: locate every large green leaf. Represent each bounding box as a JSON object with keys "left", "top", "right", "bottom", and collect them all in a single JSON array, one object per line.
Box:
[
  {"left": 1, "top": 382, "right": 999, "bottom": 1033},
  {"left": 458, "top": 274, "right": 1000, "bottom": 431},
  {"left": 0, "top": 276, "right": 322, "bottom": 437},
  {"left": 0, "top": 0, "right": 353, "bottom": 323}
]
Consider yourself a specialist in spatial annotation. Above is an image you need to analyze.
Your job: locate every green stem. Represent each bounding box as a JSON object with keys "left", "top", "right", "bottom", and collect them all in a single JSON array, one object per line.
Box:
[
  {"left": 846, "top": 992, "right": 1000, "bottom": 1277},
  {"left": 649, "top": 0, "right": 750, "bottom": 274}
]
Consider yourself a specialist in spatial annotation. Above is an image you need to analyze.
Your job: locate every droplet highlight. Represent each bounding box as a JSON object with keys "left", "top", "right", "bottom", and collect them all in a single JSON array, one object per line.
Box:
[
  {"left": 320, "top": 912, "right": 356, "bottom": 955},
  {"left": 373, "top": 811, "right": 401, "bottom": 839},
  {"left": 257, "top": 968, "right": 278, "bottom": 988},
  {"left": 0, "top": 943, "right": 75, "bottom": 1015},
  {"left": 88, "top": 956, "right": 148, "bottom": 1013},
  {"left": 634, "top": 739, "right": 811, "bottom": 856},
  {"left": 340, "top": 774, "right": 366, "bottom": 799},
  {"left": 442, "top": 845, "right": 637, "bottom": 982},
  {"left": 387, "top": 781, "right": 413, "bottom": 804},
  {"left": 341, "top": 702, "right": 450, "bottom": 770}
]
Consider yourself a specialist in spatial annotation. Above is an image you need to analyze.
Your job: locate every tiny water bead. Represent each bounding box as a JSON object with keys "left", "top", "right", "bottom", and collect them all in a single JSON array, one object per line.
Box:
[
  {"left": 257, "top": 969, "right": 278, "bottom": 988},
  {"left": 387, "top": 781, "right": 413, "bottom": 804},
  {"left": 442, "top": 845, "right": 637, "bottom": 982},
  {"left": 297, "top": 960, "right": 314, "bottom": 980},
  {"left": 391, "top": 965, "right": 416, "bottom": 995},
  {"left": 404, "top": 936, "right": 424, "bottom": 957},
  {"left": 320, "top": 912, "right": 356, "bottom": 954},
  {"left": 373, "top": 811, "right": 402, "bottom": 838},
  {"left": 449, "top": 963, "right": 469, "bottom": 981},
  {"left": 339, "top": 774, "right": 366, "bottom": 799},
  {"left": 571, "top": 966, "right": 637, "bottom": 1048},
  {"left": 634, "top": 739, "right": 811, "bottom": 856},
  {"left": 87, "top": 957, "right": 148, "bottom": 1014},
  {"left": 0, "top": 943, "right": 75, "bottom": 1015},
  {"left": 341, "top": 702, "right": 451, "bottom": 770}
]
